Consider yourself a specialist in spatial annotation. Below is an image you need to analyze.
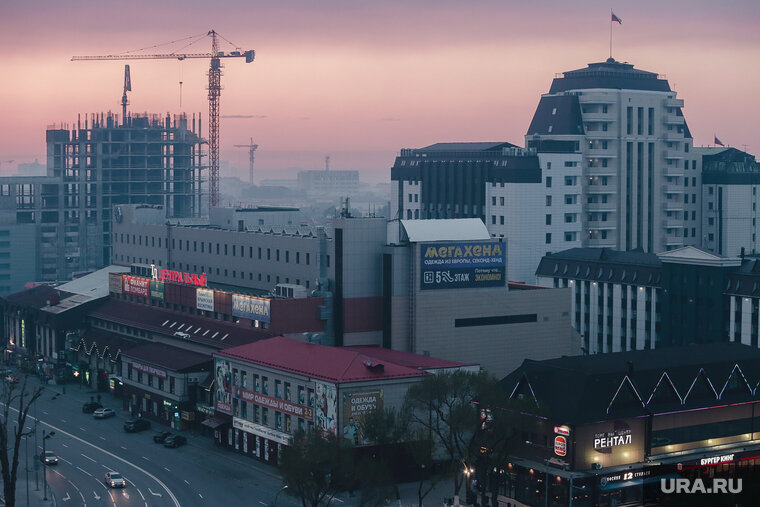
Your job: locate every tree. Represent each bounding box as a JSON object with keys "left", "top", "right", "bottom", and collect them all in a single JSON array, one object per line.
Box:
[
  {"left": 279, "top": 430, "right": 343, "bottom": 507},
  {"left": 402, "top": 370, "right": 509, "bottom": 501},
  {"left": 0, "top": 375, "right": 44, "bottom": 507}
]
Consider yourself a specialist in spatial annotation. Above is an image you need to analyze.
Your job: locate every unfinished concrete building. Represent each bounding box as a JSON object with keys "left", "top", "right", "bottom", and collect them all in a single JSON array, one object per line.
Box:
[{"left": 0, "top": 112, "right": 203, "bottom": 292}]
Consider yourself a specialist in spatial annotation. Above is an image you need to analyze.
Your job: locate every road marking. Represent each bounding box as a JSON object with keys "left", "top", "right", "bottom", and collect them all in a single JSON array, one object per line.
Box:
[
  {"left": 142, "top": 456, "right": 149, "bottom": 461},
  {"left": 76, "top": 466, "right": 93, "bottom": 478},
  {"left": 163, "top": 467, "right": 171, "bottom": 472},
  {"left": 99, "top": 436, "right": 106, "bottom": 441},
  {"left": 93, "top": 491, "right": 101, "bottom": 500},
  {"left": 62, "top": 443, "right": 69, "bottom": 448},
  {"left": 120, "top": 446, "right": 127, "bottom": 451},
  {"left": 81, "top": 453, "right": 96, "bottom": 463},
  {"left": 80, "top": 427, "right": 87, "bottom": 432},
  {"left": 10, "top": 407, "right": 181, "bottom": 507},
  {"left": 61, "top": 419, "right": 66, "bottom": 423},
  {"left": 258, "top": 502, "right": 266, "bottom": 506},
  {"left": 42, "top": 411, "right": 48, "bottom": 415},
  {"left": 199, "top": 493, "right": 203, "bottom": 499},
  {"left": 60, "top": 457, "right": 72, "bottom": 465},
  {"left": 334, "top": 498, "right": 344, "bottom": 503},
  {"left": 148, "top": 488, "right": 162, "bottom": 497},
  {"left": 62, "top": 492, "right": 71, "bottom": 502},
  {"left": 183, "top": 479, "right": 190, "bottom": 485}
]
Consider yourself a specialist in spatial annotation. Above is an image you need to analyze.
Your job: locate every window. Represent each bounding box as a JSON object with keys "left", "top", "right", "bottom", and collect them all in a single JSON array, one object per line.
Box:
[
  {"left": 500, "top": 196, "right": 504, "bottom": 206},
  {"left": 565, "top": 176, "right": 576, "bottom": 186},
  {"left": 275, "top": 380, "right": 282, "bottom": 398},
  {"left": 491, "top": 215, "right": 496, "bottom": 225},
  {"left": 546, "top": 233, "right": 552, "bottom": 244},
  {"left": 262, "top": 408, "right": 268, "bottom": 426},
  {"left": 491, "top": 196, "right": 496, "bottom": 206},
  {"left": 565, "top": 232, "right": 576, "bottom": 242},
  {"left": 546, "top": 177, "right": 552, "bottom": 188},
  {"left": 709, "top": 187, "right": 714, "bottom": 195},
  {"left": 545, "top": 215, "right": 551, "bottom": 226},
  {"left": 546, "top": 196, "right": 552, "bottom": 206},
  {"left": 262, "top": 376, "right": 269, "bottom": 395}
]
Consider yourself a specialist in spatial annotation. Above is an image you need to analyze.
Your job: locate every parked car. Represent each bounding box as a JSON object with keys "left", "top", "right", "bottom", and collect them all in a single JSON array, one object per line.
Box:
[
  {"left": 104, "top": 471, "right": 126, "bottom": 488},
  {"left": 153, "top": 431, "right": 172, "bottom": 444},
  {"left": 4, "top": 375, "right": 19, "bottom": 384},
  {"left": 123, "top": 418, "right": 151, "bottom": 433},
  {"left": 82, "top": 401, "right": 103, "bottom": 414},
  {"left": 163, "top": 435, "right": 187, "bottom": 448},
  {"left": 39, "top": 451, "right": 58, "bottom": 465},
  {"left": 93, "top": 408, "right": 115, "bottom": 419}
]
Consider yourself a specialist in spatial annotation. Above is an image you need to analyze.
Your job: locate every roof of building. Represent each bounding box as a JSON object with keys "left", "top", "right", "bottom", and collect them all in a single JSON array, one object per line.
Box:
[
  {"left": 526, "top": 95, "right": 584, "bottom": 136},
  {"left": 342, "top": 345, "right": 476, "bottom": 370},
  {"left": 122, "top": 342, "right": 212, "bottom": 372},
  {"left": 3, "top": 285, "right": 73, "bottom": 309},
  {"left": 216, "top": 336, "right": 430, "bottom": 384},
  {"left": 57, "top": 265, "right": 131, "bottom": 299},
  {"left": 535, "top": 247, "right": 662, "bottom": 285},
  {"left": 549, "top": 59, "right": 671, "bottom": 93},
  {"left": 501, "top": 342, "right": 760, "bottom": 425},
  {"left": 657, "top": 246, "right": 741, "bottom": 267},
  {"left": 418, "top": 142, "right": 517, "bottom": 152},
  {"left": 400, "top": 219, "right": 491, "bottom": 243},
  {"left": 88, "top": 299, "right": 274, "bottom": 349}
]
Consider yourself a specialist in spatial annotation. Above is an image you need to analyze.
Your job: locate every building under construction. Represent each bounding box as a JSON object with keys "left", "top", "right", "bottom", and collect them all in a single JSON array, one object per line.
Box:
[{"left": 0, "top": 112, "right": 204, "bottom": 292}]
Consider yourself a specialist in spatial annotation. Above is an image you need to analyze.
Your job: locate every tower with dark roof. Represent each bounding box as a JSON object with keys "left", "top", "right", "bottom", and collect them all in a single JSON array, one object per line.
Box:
[{"left": 527, "top": 58, "right": 699, "bottom": 254}]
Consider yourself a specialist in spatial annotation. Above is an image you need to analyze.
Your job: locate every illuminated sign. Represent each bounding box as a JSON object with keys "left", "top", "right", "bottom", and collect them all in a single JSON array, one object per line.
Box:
[
  {"left": 600, "top": 469, "right": 651, "bottom": 486},
  {"left": 554, "top": 436, "right": 567, "bottom": 456},
  {"left": 554, "top": 425, "right": 570, "bottom": 436},
  {"left": 233, "top": 417, "right": 291, "bottom": 445},
  {"left": 420, "top": 241, "right": 505, "bottom": 290},
  {"left": 701, "top": 454, "right": 735, "bottom": 466},
  {"left": 197, "top": 288, "right": 215, "bottom": 312},
  {"left": 594, "top": 428, "right": 632, "bottom": 449},
  {"left": 231, "top": 294, "right": 271, "bottom": 323},
  {"left": 122, "top": 275, "right": 150, "bottom": 298},
  {"left": 131, "top": 361, "right": 167, "bottom": 379},
  {"left": 151, "top": 264, "right": 207, "bottom": 287},
  {"left": 150, "top": 280, "right": 165, "bottom": 300}
]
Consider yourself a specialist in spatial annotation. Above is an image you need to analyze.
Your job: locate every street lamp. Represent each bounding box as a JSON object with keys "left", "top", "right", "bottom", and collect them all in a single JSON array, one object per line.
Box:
[
  {"left": 273, "top": 484, "right": 288, "bottom": 506},
  {"left": 42, "top": 430, "right": 55, "bottom": 501}
]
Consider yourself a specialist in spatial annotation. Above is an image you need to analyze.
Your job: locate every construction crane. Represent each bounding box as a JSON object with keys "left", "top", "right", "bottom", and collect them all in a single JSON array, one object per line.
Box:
[
  {"left": 72, "top": 30, "right": 255, "bottom": 209},
  {"left": 233, "top": 138, "right": 259, "bottom": 184},
  {"left": 122, "top": 65, "right": 131, "bottom": 126}
]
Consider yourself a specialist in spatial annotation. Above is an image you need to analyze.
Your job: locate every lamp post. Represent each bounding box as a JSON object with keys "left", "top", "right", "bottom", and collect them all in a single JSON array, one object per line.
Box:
[
  {"left": 24, "top": 432, "right": 30, "bottom": 507},
  {"left": 273, "top": 484, "right": 288, "bottom": 506},
  {"left": 42, "top": 430, "right": 55, "bottom": 501}
]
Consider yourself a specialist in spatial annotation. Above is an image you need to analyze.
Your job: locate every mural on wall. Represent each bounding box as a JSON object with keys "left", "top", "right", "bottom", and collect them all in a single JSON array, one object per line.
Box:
[
  {"left": 315, "top": 382, "right": 337, "bottom": 437},
  {"left": 215, "top": 359, "right": 233, "bottom": 415}
]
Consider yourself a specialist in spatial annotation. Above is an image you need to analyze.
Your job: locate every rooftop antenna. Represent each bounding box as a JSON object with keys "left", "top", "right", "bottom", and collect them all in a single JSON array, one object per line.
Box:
[
  {"left": 121, "top": 65, "right": 131, "bottom": 126},
  {"left": 325, "top": 155, "right": 330, "bottom": 172}
]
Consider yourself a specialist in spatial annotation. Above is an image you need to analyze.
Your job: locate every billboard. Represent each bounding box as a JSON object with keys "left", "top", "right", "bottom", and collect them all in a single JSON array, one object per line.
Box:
[
  {"left": 232, "top": 294, "right": 271, "bottom": 323},
  {"left": 420, "top": 241, "right": 505, "bottom": 290},
  {"left": 122, "top": 275, "right": 150, "bottom": 298},
  {"left": 342, "top": 389, "right": 383, "bottom": 446},
  {"left": 214, "top": 359, "right": 233, "bottom": 415},
  {"left": 197, "top": 288, "right": 215, "bottom": 312},
  {"left": 315, "top": 382, "right": 337, "bottom": 437},
  {"left": 150, "top": 280, "right": 164, "bottom": 300},
  {"left": 109, "top": 273, "right": 123, "bottom": 294}
]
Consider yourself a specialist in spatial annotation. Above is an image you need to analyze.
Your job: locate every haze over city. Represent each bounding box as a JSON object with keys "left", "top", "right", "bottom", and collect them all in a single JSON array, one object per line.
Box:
[{"left": 2, "top": 0, "right": 759, "bottom": 182}]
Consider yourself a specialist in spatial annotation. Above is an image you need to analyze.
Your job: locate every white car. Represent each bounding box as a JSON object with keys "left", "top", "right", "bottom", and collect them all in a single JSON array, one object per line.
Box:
[
  {"left": 105, "top": 472, "right": 126, "bottom": 488},
  {"left": 93, "top": 408, "right": 116, "bottom": 419}
]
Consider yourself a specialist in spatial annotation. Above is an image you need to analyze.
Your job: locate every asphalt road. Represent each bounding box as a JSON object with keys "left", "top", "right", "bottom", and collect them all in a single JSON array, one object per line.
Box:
[{"left": 9, "top": 375, "right": 304, "bottom": 507}]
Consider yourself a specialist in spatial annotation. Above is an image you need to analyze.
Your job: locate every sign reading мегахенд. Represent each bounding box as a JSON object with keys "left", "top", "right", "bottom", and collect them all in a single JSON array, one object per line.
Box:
[
  {"left": 420, "top": 241, "right": 505, "bottom": 290},
  {"left": 231, "top": 294, "right": 271, "bottom": 323}
]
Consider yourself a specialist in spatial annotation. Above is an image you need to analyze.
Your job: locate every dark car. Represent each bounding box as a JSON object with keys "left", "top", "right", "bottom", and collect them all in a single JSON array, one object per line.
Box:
[
  {"left": 82, "top": 401, "right": 103, "bottom": 413},
  {"left": 153, "top": 431, "right": 172, "bottom": 443},
  {"left": 123, "top": 418, "right": 151, "bottom": 433},
  {"left": 163, "top": 435, "right": 187, "bottom": 448}
]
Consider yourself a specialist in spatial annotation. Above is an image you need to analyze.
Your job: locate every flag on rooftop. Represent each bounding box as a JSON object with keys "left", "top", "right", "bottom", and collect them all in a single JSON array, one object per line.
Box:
[
  {"left": 714, "top": 136, "right": 725, "bottom": 147},
  {"left": 611, "top": 12, "right": 622, "bottom": 24}
]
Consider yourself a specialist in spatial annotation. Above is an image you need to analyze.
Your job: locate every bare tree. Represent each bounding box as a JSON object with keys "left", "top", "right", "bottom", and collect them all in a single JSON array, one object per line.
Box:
[{"left": 0, "top": 375, "right": 43, "bottom": 507}]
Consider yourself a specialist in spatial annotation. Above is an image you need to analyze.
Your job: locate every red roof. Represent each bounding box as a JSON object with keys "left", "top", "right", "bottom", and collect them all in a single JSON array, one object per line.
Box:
[
  {"left": 88, "top": 299, "right": 274, "bottom": 349},
  {"left": 342, "top": 345, "right": 476, "bottom": 370},
  {"left": 216, "top": 337, "right": 429, "bottom": 384}
]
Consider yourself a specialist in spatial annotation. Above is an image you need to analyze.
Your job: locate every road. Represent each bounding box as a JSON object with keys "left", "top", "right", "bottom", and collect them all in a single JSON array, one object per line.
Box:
[{"left": 12, "top": 376, "right": 304, "bottom": 507}]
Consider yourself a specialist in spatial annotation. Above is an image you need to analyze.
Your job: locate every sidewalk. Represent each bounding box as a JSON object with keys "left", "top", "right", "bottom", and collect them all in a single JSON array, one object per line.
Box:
[{"left": 1, "top": 475, "right": 56, "bottom": 507}]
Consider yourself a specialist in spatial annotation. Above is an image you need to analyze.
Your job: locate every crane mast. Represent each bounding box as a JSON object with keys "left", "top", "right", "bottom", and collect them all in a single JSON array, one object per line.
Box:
[
  {"left": 122, "top": 65, "right": 131, "bottom": 126},
  {"left": 72, "top": 30, "right": 255, "bottom": 211},
  {"left": 233, "top": 138, "right": 259, "bottom": 184}
]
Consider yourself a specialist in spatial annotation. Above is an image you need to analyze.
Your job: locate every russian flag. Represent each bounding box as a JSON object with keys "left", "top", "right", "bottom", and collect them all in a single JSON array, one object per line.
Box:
[
  {"left": 714, "top": 136, "right": 725, "bottom": 147},
  {"left": 611, "top": 12, "right": 622, "bottom": 24}
]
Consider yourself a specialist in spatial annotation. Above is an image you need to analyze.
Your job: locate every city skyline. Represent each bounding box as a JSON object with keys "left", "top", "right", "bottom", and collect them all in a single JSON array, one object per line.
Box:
[{"left": 1, "top": 0, "right": 759, "bottom": 179}]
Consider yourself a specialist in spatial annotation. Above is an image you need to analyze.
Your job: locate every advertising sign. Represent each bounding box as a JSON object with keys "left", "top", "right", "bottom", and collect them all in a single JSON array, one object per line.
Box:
[
  {"left": 109, "top": 273, "right": 123, "bottom": 294},
  {"left": 234, "top": 387, "right": 314, "bottom": 420},
  {"left": 419, "top": 241, "right": 505, "bottom": 290},
  {"left": 233, "top": 417, "right": 291, "bottom": 446},
  {"left": 131, "top": 361, "right": 167, "bottom": 379},
  {"left": 342, "top": 390, "right": 384, "bottom": 446},
  {"left": 232, "top": 294, "right": 271, "bottom": 323},
  {"left": 122, "top": 275, "right": 150, "bottom": 298},
  {"left": 554, "top": 435, "right": 567, "bottom": 456},
  {"left": 197, "top": 288, "right": 215, "bottom": 312},
  {"left": 151, "top": 264, "right": 207, "bottom": 287},
  {"left": 554, "top": 425, "right": 571, "bottom": 436},
  {"left": 594, "top": 425, "right": 633, "bottom": 453},
  {"left": 315, "top": 382, "right": 337, "bottom": 437},
  {"left": 150, "top": 280, "right": 165, "bottom": 300},
  {"left": 215, "top": 359, "right": 233, "bottom": 415}
]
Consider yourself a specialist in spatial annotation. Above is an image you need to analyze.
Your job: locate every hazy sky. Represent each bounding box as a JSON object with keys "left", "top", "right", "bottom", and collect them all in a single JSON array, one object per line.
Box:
[{"left": 1, "top": 0, "right": 759, "bottom": 181}]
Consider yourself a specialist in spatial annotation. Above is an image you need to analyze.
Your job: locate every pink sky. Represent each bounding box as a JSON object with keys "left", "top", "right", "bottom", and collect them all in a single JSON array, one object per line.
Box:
[{"left": 1, "top": 1, "right": 759, "bottom": 182}]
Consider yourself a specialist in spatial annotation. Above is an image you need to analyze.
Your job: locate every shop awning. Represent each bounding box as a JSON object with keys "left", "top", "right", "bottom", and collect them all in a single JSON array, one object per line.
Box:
[{"left": 201, "top": 417, "right": 229, "bottom": 429}]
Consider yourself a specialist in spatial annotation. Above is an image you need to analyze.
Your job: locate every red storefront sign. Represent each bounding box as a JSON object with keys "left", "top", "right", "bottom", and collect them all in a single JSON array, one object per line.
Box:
[
  {"left": 554, "top": 435, "right": 567, "bottom": 457},
  {"left": 123, "top": 275, "right": 150, "bottom": 298},
  {"left": 235, "top": 387, "right": 314, "bottom": 420},
  {"left": 154, "top": 267, "right": 207, "bottom": 287}
]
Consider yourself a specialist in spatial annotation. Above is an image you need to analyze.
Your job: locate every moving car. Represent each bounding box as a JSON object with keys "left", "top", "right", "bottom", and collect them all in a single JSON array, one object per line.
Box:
[
  {"left": 104, "top": 472, "right": 126, "bottom": 488},
  {"left": 39, "top": 451, "right": 58, "bottom": 465},
  {"left": 123, "top": 418, "right": 151, "bottom": 433},
  {"left": 93, "top": 408, "right": 116, "bottom": 419},
  {"left": 82, "top": 401, "right": 103, "bottom": 413},
  {"left": 163, "top": 435, "right": 187, "bottom": 448},
  {"left": 153, "top": 431, "right": 172, "bottom": 443}
]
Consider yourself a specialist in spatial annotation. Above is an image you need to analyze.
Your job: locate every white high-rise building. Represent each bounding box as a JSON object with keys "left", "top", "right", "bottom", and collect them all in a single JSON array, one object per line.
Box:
[{"left": 526, "top": 58, "right": 699, "bottom": 253}]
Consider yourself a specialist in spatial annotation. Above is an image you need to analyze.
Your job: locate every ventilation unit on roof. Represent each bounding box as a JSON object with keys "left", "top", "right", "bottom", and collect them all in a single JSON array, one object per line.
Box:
[{"left": 363, "top": 360, "right": 385, "bottom": 373}]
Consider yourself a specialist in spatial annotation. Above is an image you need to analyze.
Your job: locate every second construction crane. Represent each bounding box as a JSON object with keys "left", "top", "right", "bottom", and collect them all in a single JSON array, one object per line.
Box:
[
  {"left": 234, "top": 138, "right": 259, "bottom": 184},
  {"left": 72, "top": 30, "right": 255, "bottom": 209}
]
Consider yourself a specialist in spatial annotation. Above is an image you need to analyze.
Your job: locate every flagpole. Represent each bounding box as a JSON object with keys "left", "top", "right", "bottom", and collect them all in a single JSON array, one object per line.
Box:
[{"left": 610, "top": 9, "right": 613, "bottom": 59}]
